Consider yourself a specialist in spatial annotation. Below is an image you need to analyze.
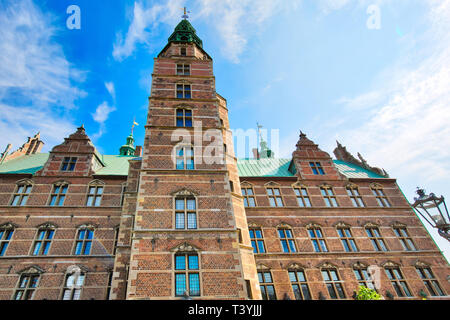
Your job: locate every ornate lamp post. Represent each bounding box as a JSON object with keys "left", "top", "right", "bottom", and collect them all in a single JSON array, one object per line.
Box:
[{"left": 411, "top": 188, "right": 450, "bottom": 241}]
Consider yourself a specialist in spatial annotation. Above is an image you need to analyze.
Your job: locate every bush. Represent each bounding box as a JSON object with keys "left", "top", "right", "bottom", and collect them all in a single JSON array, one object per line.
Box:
[{"left": 355, "top": 286, "right": 382, "bottom": 300}]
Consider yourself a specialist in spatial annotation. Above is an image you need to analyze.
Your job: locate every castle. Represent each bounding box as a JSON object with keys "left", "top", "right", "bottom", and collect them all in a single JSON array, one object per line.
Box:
[{"left": 0, "top": 18, "right": 448, "bottom": 300}]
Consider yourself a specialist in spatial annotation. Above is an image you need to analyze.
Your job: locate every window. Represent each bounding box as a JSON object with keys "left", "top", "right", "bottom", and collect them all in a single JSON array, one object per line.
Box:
[
  {"left": 180, "top": 47, "right": 186, "bottom": 56},
  {"left": 385, "top": 267, "right": 412, "bottom": 297},
  {"left": 294, "top": 187, "right": 311, "bottom": 207},
  {"left": 278, "top": 228, "right": 297, "bottom": 253},
  {"left": 289, "top": 270, "right": 311, "bottom": 300},
  {"left": 175, "top": 254, "right": 200, "bottom": 297},
  {"left": 258, "top": 271, "right": 276, "bottom": 300},
  {"left": 62, "top": 271, "right": 85, "bottom": 300},
  {"left": 267, "top": 187, "right": 283, "bottom": 207},
  {"left": 61, "top": 157, "right": 77, "bottom": 171},
  {"left": 371, "top": 187, "right": 391, "bottom": 207},
  {"left": 176, "top": 84, "right": 191, "bottom": 99},
  {"left": 32, "top": 228, "right": 55, "bottom": 256},
  {"left": 74, "top": 228, "right": 94, "bottom": 255},
  {"left": 353, "top": 267, "right": 376, "bottom": 290},
  {"left": 86, "top": 185, "right": 103, "bottom": 207},
  {"left": 249, "top": 228, "right": 265, "bottom": 254},
  {"left": 346, "top": 186, "right": 365, "bottom": 207},
  {"left": 177, "top": 64, "right": 190, "bottom": 76},
  {"left": 310, "top": 162, "right": 325, "bottom": 175},
  {"left": 14, "top": 274, "right": 40, "bottom": 300},
  {"left": 176, "top": 109, "right": 193, "bottom": 127},
  {"left": 308, "top": 227, "right": 328, "bottom": 252},
  {"left": 176, "top": 146, "right": 195, "bottom": 170},
  {"left": 337, "top": 228, "right": 358, "bottom": 252},
  {"left": 0, "top": 227, "right": 14, "bottom": 256},
  {"left": 175, "top": 197, "right": 197, "bottom": 230},
  {"left": 366, "top": 227, "right": 388, "bottom": 251},
  {"left": 416, "top": 267, "right": 445, "bottom": 297},
  {"left": 393, "top": 227, "right": 417, "bottom": 251},
  {"left": 321, "top": 268, "right": 346, "bottom": 299},
  {"left": 321, "top": 187, "right": 338, "bottom": 207},
  {"left": 10, "top": 184, "right": 32, "bottom": 206},
  {"left": 49, "top": 184, "right": 68, "bottom": 206},
  {"left": 242, "top": 187, "right": 256, "bottom": 207}
]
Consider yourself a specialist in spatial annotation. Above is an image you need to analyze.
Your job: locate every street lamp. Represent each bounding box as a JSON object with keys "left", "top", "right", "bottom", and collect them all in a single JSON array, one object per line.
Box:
[{"left": 411, "top": 188, "right": 450, "bottom": 241}]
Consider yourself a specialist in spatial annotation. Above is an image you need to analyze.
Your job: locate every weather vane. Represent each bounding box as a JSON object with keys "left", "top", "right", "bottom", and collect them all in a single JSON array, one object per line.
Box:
[{"left": 182, "top": 7, "right": 190, "bottom": 20}]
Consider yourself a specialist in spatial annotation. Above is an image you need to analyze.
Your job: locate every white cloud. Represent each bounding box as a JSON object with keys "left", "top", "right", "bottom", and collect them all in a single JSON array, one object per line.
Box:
[
  {"left": 91, "top": 102, "right": 117, "bottom": 140},
  {"left": 105, "top": 82, "right": 116, "bottom": 101},
  {"left": 0, "top": 0, "right": 85, "bottom": 152},
  {"left": 112, "top": 0, "right": 301, "bottom": 63}
]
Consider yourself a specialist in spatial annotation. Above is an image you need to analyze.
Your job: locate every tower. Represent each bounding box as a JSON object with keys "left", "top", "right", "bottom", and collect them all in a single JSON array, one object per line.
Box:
[{"left": 122, "top": 17, "right": 260, "bottom": 299}]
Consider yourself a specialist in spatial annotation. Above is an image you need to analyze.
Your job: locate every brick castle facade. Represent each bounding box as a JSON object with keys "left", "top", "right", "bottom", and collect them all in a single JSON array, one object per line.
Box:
[{"left": 0, "top": 19, "right": 448, "bottom": 301}]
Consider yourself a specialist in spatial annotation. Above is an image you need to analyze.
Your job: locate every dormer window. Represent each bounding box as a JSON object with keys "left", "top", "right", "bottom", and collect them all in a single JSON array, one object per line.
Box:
[
  {"left": 310, "top": 162, "right": 325, "bottom": 175},
  {"left": 180, "top": 47, "right": 187, "bottom": 56},
  {"left": 61, "top": 157, "right": 77, "bottom": 172}
]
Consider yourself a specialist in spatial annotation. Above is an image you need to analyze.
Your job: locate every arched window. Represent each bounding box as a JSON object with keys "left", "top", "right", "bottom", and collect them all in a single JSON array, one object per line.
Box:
[
  {"left": 320, "top": 264, "right": 346, "bottom": 299},
  {"left": 49, "top": 182, "right": 68, "bottom": 207},
  {"left": 277, "top": 226, "right": 297, "bottom": 253},
  {"left": 74, "top": 226, "right": 95, "bottom": 255},
  {"left": 0, "top": 223, "right": 15, "bottom": 257},
  {"left": 288, "top": 266, "right": 311, "bottom": 300},
  {"left": 31, "top": 224, "right": 56, "bottom": 256},
  {"left": 10, "top": 181, "right": 32, "bottom": 206},
  {"left": 175, "top": 194, "right": 197, "bottom": 230},
  {"left": 62, "top": 266, "right": 86, "bottom": 300},
  {"left": 86, "top": 181, "right": 105, "bottom": 207}
]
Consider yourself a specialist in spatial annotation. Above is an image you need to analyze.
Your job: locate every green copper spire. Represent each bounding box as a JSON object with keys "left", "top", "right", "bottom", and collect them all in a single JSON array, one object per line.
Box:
[
  {"left": 257, "top": 123, "right": 274, "bottom": 159},
  {"left": 168, "top": 19, "right": 203, "bottom": 48},
  {"left": 119, "top": 133, "right": 136, "bottom": 156}
]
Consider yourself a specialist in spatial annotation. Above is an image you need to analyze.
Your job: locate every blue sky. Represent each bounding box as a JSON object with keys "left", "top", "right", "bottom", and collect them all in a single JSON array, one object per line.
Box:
[{"left": 0, "top": 0, "right": 449, "bottom": 260}]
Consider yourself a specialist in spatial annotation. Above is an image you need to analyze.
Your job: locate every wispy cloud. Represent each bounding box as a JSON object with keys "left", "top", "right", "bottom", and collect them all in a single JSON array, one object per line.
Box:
[
  {"left": 91, "top": 83, "right": 118, "bottom": 140},
  {"left": 0, "top": 0, "right": 85, "bottom": 151},
  {"left": 112, "top": 0, "right": 301, "bottom": 63},
  {"left": 332, "top": 0, "right": 450, "bottom": 184}
]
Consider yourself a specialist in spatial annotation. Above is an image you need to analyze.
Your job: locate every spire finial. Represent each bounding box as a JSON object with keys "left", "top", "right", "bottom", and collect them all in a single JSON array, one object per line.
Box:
[
  {"left": 182, "top": 7, "right": 190, "bottom": 20},
  {"left": 131, "top": 117, "right": 139, "bottom": 136}
]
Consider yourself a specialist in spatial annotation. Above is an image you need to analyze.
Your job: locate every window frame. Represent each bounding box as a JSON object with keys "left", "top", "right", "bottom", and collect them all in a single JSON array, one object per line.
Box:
[
  {"left": 175, "top": 145, "right": 195, "bottom": 170},
  {"left": 31, "top": 227, "right": 55, "bottom": 256},
  {"left": 258, "top": 270, "right": 277, "bottom": 300},
  {"left": 86, "top": 184, "right": 104, "bottom": 207},
  {"left": 174, "top": 196, "right": 198, "bottom": 230},
  {"left": 241, "top": 185, "right": 256, "bottom": 208},
  {"left": 249, "top": 227, "right": 266, "bottom": 254},
  {"left": 320, "top": 186, "right": 339, "bottom": 207},
  {"left": 353, "top": 267, "right": 376, "bottom": 290},
  {"left": 384, "top": 266, "right": 412, "bottom": 297},
  {"left": 60, "top": 157, "right": 77, "bottom": 172},
  {"left": 337, "top": 227, "right": 358, "bottom": 252},
  {"left": 308, "top": 227, "right": 328, "bottom": 252},
  {"left": 393, "top": 227, "right": 417, "bottom": 251},
  {"left": 176, "top": 84, "right": 192, "bottom": 99},
  {"left": 61, "top": 270, "right": 86, "bottom": 300},
  {"left": 288, "top": 269, "right": 312, "bottom": 300},
  {"left": 176, "top": 63, "right": 190, "bottom": 76},
  {"left": 371, "top": 186, "right": 391, "bottom": 208},
  {"left": 174, "top": 253, "right": 201, "bottom": 297},
  {"left": 10, "top": 183, "right": 32, "bottom": 207},
  {"left": 266, "top": 187, "right": 284, "bottom": 207},
  {"left": 74, "top": 227, "right": 95, "bottom": 256},
  {"left": 49, "top": 183, "right": 68, "bottom": 207},
  {"left": 13, "top": 274, "right": 40, "bottom": 300},
  {"left": 176, "top": 108, "right": 193, "bottom": 127},
  {"left": 0, "top": 226, "right": 14, "bottom": 257},
  {"left": 278, "top": 228, "right": 297, "bottom": 253},
  {"left": 293, "top": 187, "right": 312, "bottom": 207},
  {"left": 416, "top": 266, "right": 446, "bottom": 297},
  {"left": 310, "top": 162, "right": 325, "bottom": 175},
  {"left": 346, "top": 186, "right": 365, "bottom": 207},
  {"left": 366, "top": 226, "right": 389, "bottom": 252},
  {"left": 321, "top": 268, "right": 346, "bottom": 299}
]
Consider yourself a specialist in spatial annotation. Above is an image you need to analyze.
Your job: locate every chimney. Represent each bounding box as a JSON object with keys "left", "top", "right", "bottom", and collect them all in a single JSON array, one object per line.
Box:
[
  {"left": 135, "top": 146, "right": 143, "bottom": 157},
  {"left": 252, "top": 148, "right": 260, "bottom": 160}
]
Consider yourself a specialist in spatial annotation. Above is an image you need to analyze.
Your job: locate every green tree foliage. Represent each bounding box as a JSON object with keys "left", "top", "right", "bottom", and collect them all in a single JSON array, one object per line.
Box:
[{"left": 355, "top": 286, "right": 382, "bottom": 300}]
